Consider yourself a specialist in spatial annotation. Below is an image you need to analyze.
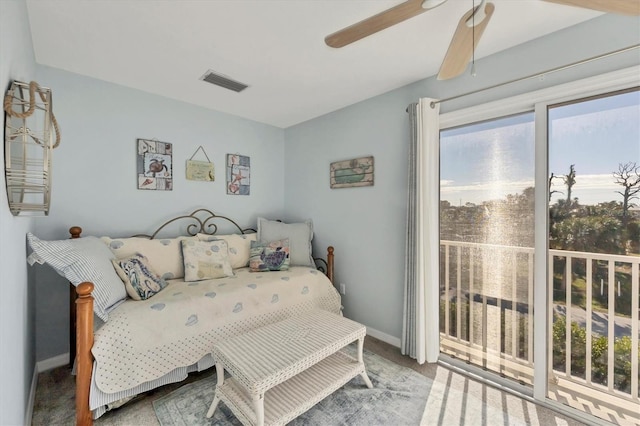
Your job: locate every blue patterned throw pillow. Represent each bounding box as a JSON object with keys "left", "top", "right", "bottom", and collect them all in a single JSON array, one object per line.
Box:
[
  {"left": 249, "top": 239, "right": 290, "bottom": 272},
  {"left": 112, "top": 254, "right": 168, "bottom": 300}
]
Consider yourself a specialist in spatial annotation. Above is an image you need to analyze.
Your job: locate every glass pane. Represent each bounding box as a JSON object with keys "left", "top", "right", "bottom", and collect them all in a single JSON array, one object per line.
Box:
[
  {"left": 547, "top": 89, "right": 640, "bottom": 424},
  {"left": 440, "top": 112, "right": 535, "bottom": 386}
]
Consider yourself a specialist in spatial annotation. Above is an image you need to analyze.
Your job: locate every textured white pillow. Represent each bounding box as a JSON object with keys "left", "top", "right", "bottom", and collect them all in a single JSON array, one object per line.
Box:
[
  {"left": 257, "top": 218, "right": 314, "bottom": 267},
  {"left": 182, "top": 239, "right": 234, "bottom": 281},
  {"left": 197, "top": 233, "right": 257, "bottom": 269},
  {"left": 27, "top": 233, "right": 126, "bottom": 322},
  {"left": 101, "top": 236, "right": 196, "bottom": 280}
]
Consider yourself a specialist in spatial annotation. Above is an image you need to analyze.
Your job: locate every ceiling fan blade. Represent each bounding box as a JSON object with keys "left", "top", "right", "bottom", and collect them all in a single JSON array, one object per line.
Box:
[
  {"left": 325, "top": 0, "right": 433, "bottom": 48},
  {"left": 437, "top": 2, "right": 495, "bottom": 80},
  {"left": 541, "top": 0, "right": 640, "bottom": 16}
]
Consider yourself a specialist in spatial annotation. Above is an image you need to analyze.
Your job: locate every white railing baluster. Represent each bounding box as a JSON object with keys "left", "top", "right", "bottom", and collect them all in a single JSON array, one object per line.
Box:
[
  {"left": 512, "top": 250, "right": 517, "bottom": 361},
  {"left": 566, "top": 255, "right": 572, "bottom": 377},
  {"left": 528, "top": 252, "right": 534, "bottom": 364},
  {"left": 631, "top": 261, "right": 638, "bottom": 400},
  {"left": 457, "top": 246, "right": 462, "bottom": 341},
  {"left": 445, "top": 244, "right": 450, "bottom": 337},
  {"left": 586, "top": 259, "right": 593, "bottom": 386},
  {"left": 482, "top": 247, "right": 488, "bottom": 369},
  {"left": 608, "top": 261, "right": 615, "bottom": 392},
  {"left": 469, "top": 247, "right": 475, "bottom": 360},
  {"left": 548, "top": 251, "right": 555, "bottom": 384}
]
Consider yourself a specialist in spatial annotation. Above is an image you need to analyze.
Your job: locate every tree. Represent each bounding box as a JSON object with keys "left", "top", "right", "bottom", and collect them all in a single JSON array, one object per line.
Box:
[
  {"left": 563, "top": 164, "right": 576, "bottom": 207},
  {"left": 613, "top": 161, "right": 640, "bottom": 227},
  {"left": 550, "top": 215, "right": 622, "bottom": 254},
  {"left": 548, "top": 173, "right": 563, "bottom": 201}
]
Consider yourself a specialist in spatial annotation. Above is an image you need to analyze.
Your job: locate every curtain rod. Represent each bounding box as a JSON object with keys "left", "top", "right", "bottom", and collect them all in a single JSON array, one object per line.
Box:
[{"left": 419, "top": 44, "right": 640, "bottom": 109}]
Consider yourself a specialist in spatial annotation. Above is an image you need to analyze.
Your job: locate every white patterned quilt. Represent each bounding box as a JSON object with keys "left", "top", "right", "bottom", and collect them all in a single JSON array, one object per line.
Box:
[{"left": 92, "top": 266, "right": 341, "bottom": 393}]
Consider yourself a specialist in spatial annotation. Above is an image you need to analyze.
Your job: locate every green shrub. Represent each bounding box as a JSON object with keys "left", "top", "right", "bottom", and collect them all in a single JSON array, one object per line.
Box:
[{"left": 552, "top": 313, "right": 638, "bottom": 393}]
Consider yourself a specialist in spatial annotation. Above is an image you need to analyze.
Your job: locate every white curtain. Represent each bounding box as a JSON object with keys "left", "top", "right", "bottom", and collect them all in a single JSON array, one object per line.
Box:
[{"left": 401, "top": 98, "right": 440, "bottom": 364}]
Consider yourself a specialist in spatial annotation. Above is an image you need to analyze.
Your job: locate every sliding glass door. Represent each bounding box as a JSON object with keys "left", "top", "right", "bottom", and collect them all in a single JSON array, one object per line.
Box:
[
  {"left": 439, "top": 113, "right": 536, "bottom": 386},
  {"left": 547, "top": 89, "right": 639, "bottom": 423},
  {"left": 438, "top": 87, "right": 639, "bottom": 425}
]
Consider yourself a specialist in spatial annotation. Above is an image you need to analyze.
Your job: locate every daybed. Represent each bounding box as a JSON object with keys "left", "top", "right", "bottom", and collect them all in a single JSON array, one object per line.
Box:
[{"left": 27, "top": 209, "right": 340, "bottom": 426}]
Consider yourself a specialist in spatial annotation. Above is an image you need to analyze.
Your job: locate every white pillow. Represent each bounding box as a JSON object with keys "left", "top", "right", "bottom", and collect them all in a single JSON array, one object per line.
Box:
[
  {"left": 197, "top": 233, "right": 257, "bottom": 269},
  {"left": 101, "top": 236, "right": 196, "bottom": 280},
  {"left": 26, "top": 233, "right": 126, "bottom": 322},
  {"left": 257, "top": 218, "right": 314, "bottom": 267},
  {"left": 182, "top": 239, "right": 234, "bottom": 281}
]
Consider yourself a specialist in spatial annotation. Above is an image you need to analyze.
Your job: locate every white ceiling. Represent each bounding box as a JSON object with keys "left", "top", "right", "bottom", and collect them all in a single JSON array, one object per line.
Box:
[{"left": 25, "top": 0, "right": 602, "bottom": 128}]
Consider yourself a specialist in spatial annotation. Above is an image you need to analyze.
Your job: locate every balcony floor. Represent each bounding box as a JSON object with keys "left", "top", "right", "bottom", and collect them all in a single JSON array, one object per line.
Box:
[{"left": 440, "top": 335, "right": 640, "bottom": 426}]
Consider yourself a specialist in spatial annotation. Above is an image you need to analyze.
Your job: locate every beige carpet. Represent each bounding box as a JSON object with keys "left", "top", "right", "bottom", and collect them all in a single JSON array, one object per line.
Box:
[{"left": 32, "top": 336, "right": 585, "bottom": 425}]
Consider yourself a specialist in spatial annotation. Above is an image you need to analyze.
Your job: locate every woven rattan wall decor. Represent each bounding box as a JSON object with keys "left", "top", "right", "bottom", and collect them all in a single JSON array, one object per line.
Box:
[{"left": 3, "top": 80, "right": 60, "bottom": 216}]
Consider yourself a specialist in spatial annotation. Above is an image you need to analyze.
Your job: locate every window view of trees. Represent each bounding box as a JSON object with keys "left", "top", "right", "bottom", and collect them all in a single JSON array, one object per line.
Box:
[
  {"left": 548, "top": 161, "right": 639, "bottom": 393},
  {"left": 548, "top": 89, "right": 639, "bottom": 398},
  {"left": 550, "top": 162, "right": 640, "bottom": 256}
]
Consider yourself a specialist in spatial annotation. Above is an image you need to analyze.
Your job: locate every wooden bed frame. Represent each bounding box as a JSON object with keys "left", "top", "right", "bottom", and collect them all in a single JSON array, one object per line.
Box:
[{"left": 67, "top": 209, "right": 334, "bottom": 426}]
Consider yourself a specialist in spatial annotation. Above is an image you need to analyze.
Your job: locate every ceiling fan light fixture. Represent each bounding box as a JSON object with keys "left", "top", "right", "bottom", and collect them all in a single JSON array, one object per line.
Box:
[{"left": 421, "top": 0, "right": 448, "bottom": 10}]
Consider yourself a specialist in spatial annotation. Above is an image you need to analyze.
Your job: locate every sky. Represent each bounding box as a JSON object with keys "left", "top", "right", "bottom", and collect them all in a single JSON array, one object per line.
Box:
[{"left": 440, "top": 90, "right": 640, "bottom": 206}]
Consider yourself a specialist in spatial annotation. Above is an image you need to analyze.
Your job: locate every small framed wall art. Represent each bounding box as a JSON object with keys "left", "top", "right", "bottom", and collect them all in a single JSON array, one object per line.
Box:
[
  {"left": 137, "top": 139, "right": 173, "bottom": 190},
  {"left": 186, "top": 146, "right": 214, "bottom": 182},
  {"left": 226, "top": 154, "right": 250, "bottom": 195},
  {"left": 330, "top": 156, "right": 374, "bottom": 189}
]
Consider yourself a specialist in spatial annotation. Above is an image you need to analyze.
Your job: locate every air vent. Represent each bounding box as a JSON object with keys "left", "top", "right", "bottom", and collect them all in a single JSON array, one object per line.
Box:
[{"left": 200, "top": 70, "right": 249, "bottom": 93}]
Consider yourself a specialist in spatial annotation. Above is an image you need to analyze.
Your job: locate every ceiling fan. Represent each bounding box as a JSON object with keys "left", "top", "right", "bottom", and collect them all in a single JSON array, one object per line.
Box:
[{"left": 325, "top": 0, "right": 640, "bottom": 80}]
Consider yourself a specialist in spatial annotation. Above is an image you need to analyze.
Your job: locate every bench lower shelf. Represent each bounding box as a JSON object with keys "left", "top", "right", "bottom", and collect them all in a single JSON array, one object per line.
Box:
[{"left": 215, "top": 350, "right": 367, "bottom": 426}]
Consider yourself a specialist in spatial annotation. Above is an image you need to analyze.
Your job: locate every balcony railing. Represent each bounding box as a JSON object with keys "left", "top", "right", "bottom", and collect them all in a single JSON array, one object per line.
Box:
[{"left": 439, "top": 240, "right": 639, "bottom": 423}]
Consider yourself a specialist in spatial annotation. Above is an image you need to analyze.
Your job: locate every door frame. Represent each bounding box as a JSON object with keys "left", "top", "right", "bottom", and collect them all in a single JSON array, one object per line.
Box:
[{"left": 437, "top": 65, "right": 640, "bottom": 424}]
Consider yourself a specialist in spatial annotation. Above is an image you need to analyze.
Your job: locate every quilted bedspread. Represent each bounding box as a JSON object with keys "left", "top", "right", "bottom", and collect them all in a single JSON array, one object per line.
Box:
[{"left": 92, "top": 266, "right": 341, "bottom": 393}]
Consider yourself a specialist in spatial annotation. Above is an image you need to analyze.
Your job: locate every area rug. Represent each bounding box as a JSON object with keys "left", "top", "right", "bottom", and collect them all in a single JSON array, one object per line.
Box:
[
  {"left": 153, "top": 346, "right": 432, "bottom": 426},
  {"left": 153, "top": 346, "right": 527, "bottom": 426}
]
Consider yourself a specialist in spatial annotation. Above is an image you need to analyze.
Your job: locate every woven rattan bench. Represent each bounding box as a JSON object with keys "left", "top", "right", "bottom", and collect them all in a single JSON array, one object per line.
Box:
[{"left": 206, "top": 309, "right": 373, "bottom": 426}]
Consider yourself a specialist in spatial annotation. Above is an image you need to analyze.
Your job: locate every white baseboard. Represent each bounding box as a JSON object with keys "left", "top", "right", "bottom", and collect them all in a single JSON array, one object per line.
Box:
[
  {"left": 26, "top": 364, "right": 38, "bottom": 426},
  {"left": 36, "top": 352, "right": 69, "bottom": 373},
  {"left": 366, "top": 327, "right": 401, "bottom": 348}
]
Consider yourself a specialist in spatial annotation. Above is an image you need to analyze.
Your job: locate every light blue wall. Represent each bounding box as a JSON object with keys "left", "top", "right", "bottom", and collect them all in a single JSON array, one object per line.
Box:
[
  {"left": 0, "top": 1, "right": 38, "bottom": 424},
  {"left": 32, "top": 65, "right": 286, "bottom": 360},
  {"left": 283, "top": 14, "right": 640, "bottom": 341}
]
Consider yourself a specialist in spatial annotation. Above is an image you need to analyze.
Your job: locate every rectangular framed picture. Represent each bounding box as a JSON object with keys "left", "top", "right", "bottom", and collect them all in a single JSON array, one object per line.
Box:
[
  {"left": 330, "top": 156, "right": 374, "bottom": 188},
  {"left": 186, "top": 160, "right": 214, "bottom": 182},
  {"left": 137, "top": 139, "right": 173, "bottom": 190},
  {"left": 226, "top": 154, "right": 250, "bottom": 195}
]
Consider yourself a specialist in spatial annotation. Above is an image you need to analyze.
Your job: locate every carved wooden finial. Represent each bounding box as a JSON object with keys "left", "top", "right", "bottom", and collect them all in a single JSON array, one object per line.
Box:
[
  {"left": 76, "top": 282, "right": 94, "bottom": 298},
  {"left": 328, "top": 246, "right": 334, "bottom": 255},
  {"left": 69, "top": 226, "right": 83, "bottom": 239}
]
